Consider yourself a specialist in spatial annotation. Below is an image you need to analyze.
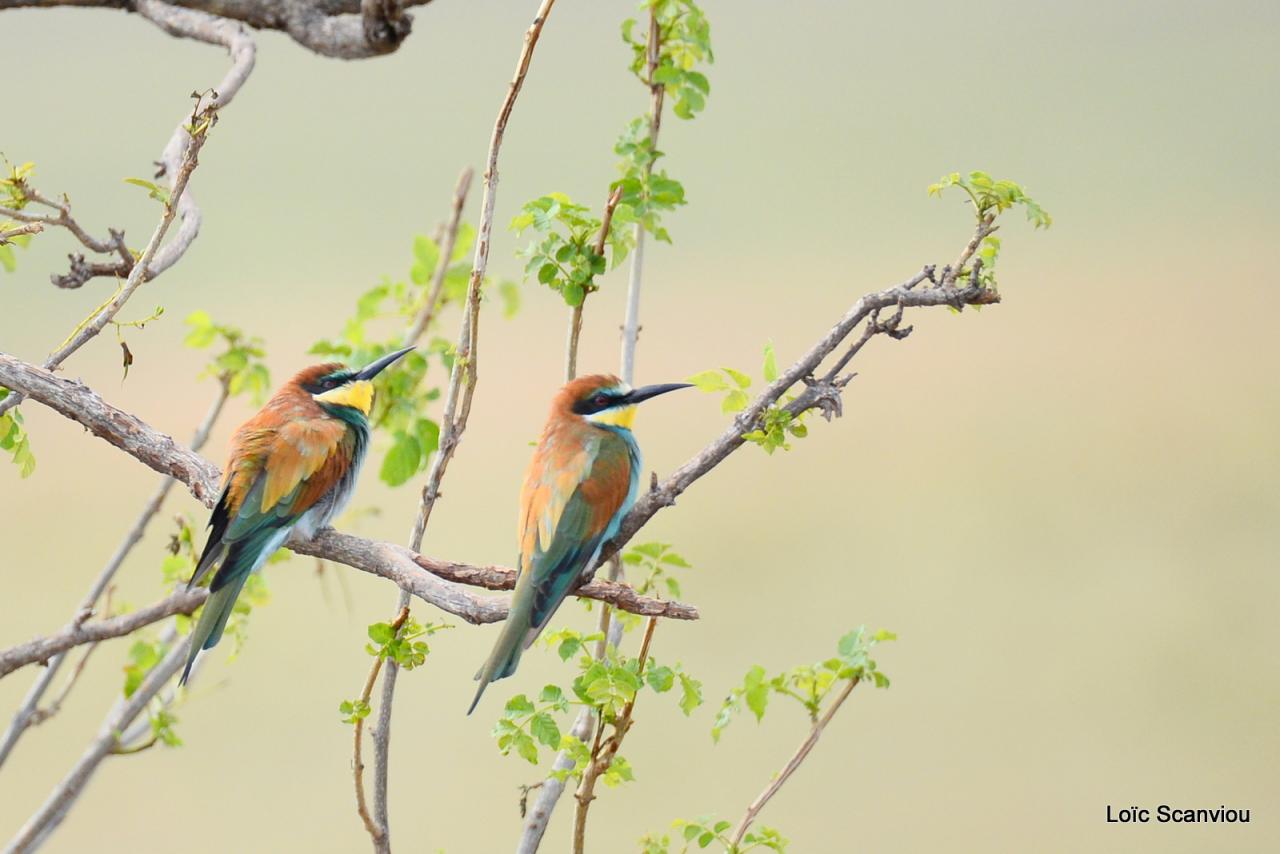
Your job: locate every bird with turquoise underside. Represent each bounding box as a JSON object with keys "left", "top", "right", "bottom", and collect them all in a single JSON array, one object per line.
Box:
[
  {"left": 469, "top": 373, "right": 691, "bottom": 714},
  {"left": 180, "top": 346, "right": 415, "bottom": 685}
]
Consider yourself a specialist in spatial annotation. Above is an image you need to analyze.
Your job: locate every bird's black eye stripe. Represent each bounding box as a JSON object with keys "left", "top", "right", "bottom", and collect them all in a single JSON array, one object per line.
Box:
[{"left": 572, "top": 391, "right": 620, "bottom": 415}]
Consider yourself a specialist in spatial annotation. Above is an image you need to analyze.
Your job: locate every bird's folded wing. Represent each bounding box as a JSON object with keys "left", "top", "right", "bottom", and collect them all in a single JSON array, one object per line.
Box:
[{"left": 517, "top": 435, "right": 634, "bottom": 634}]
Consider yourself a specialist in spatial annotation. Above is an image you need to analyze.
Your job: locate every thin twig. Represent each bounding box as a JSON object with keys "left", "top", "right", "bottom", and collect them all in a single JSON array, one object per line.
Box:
[
  {"left": 369, "top": 3, "right": 558, "bottom": 849},
  {"left": 353, "top": 606, "right": 409, "bottom": 844},
  {"left": 728, "top": 676, "right": 862, "bottom": 848},
  {"left": 564, "top": 185, "right": 623, "bottom": 382},
  {"left": 518, "top": 559, "right": 625, "bottom": 853},
  {"left": 0, "top": 222, "right": 42, "bottom": 245},
  {"left": 523, "top": 13, "right": 665, "bottom": 848},
  {"left": 0, "top": 112, "right": 209, "bottom": 418},
  {"left": 400, "top": 167, "right": 474, "bottom": 349},
  {"left": 618, "top": 5, "right": 665, "bottom": 386},
  {"left": 571, "top": 616, "right": 657, "bottom": 854}
]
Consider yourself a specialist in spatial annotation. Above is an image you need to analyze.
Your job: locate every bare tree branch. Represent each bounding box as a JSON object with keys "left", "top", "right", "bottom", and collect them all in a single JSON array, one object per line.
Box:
[
  {"left": 618, "top": 7, "right": 665, "bottom": 387},
  {"left": 728, "top": 675, "right": 862, "bottom": 848},
  {"left": 0, "top": 222, "right": 42, "bottom": 245},
  {"left": 606, "top": 266, "right": 1000, "bottom": 561},
  {"left": 5, "top": 636, "right": 192, "bottom": 853},
  {"left": 0, "top": 0, "right": 433, "bottom": 59},
  {"left": 0, "top": 381, "right": 228, "bottom": 766},
  {"left": 353, "top": 605, "right": 409, "bottom": 845},
  {"left": 0, "top": 591, "right": 206, "bottom": 679},
  {"left": 0, "top": 4, "right": 254, "bottom": 415},
  {"left": 369, "top": 4, "right": 559, "bottom": 847},
  {"left": 400, "top": 166, "right": 474, "bottom": 349}
]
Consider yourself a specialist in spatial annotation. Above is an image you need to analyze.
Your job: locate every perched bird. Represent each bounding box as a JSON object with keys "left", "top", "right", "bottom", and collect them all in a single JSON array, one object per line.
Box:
[
  {"left": 180, "top": 346, "right": 414, "bottom": 685},
  {"left": 469, "top": 374, "right": 691, "bottom": 713}
]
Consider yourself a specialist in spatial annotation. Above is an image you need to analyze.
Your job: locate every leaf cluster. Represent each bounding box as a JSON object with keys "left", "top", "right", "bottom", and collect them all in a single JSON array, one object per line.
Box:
[
  {"left": 511, "top": 193, "right": 624, "bottom": 307},
  {"left": 622, "top": 0, "right": 714, "bottom": 120},
  {"left": 0, "top": 159, "right": 36, "bottom": 273},
  {"left": 928, "top": 171, "right": 1052, "bottom": 289},
  {"left": 365, "top": 615, "right": 450, "bottom": 670},
  {"left": 0, "top": 390, "right": 35, "bottom": 478},
  {"left": 491, "top": 627, "right": 703, "bottom": 774},
  {"left": 712, "top": 627, "right": 894, "bottom": 740},
  {"left": 689, "top": 344, "right": 808, "bottom": 454},
  {"left": 623, "top": 541, "right": 692, "bottom": 600},
  {"left": 184, "top": 311, "right": 272, "bottom": 403},
  {"left": 641, "top": 820, "right": 787, "bottom": 854},
  {"left": 309, "top": 229, "right": 514, "bottom": 487}
]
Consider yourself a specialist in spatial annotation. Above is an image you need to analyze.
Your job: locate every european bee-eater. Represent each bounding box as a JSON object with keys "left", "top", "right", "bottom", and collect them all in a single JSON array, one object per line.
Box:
[
  {"left": 180, "top": 346, "right": 414, "bottom": 685},
  {"left": 469, "top": 374, "right": 691, "bottom": 713}
]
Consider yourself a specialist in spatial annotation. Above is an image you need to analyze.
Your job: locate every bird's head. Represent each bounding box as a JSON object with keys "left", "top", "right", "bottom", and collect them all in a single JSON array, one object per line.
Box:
[
  {"left": 294, "top": 346, "right": 415, "bottom": 416},
  {"left": 563, "top": 374, "right": 692, "bottom": 431}
]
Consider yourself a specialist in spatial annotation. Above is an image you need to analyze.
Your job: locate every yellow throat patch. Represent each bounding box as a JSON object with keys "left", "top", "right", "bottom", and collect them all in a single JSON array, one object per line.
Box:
[
  {"left": 590, "top": 405, "right": 637, "bottom": 430},
  {"left": 316, "top": 380, "right": 375, "bottom": 414}
]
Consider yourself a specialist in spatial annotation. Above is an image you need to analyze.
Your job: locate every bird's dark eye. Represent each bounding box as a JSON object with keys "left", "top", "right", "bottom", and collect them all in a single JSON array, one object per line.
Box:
[{"left": 592, "top": 394, "right": 608, "bottom": 408}]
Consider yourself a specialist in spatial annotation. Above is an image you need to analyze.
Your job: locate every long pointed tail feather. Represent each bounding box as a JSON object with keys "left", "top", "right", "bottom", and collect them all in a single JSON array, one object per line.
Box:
[{"left": 467, "top": 595, "right": 539, "bottom": 715}]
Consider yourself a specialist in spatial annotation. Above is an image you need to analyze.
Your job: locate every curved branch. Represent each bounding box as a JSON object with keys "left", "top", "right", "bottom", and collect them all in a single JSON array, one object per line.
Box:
[
  {"left": 0, "top": 591, "right": 205, "bottom": 679},
  {"left": 0, "top": 4, "right": 254, "bottom": 417},
  {"left": 0, "top": 0, "right": 432, "bottom": 59},
  {"left": 0, "top": 381, "right": 229, "bottom": 767}
]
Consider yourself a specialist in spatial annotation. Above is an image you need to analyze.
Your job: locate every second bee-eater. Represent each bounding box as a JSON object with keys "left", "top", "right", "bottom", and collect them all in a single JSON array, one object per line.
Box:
[
  {"left": 180, "top": 346, "right": 414, "bottom": 685},
  {"left": 469, "top": 373, "right": 691, "bottom": 713}
]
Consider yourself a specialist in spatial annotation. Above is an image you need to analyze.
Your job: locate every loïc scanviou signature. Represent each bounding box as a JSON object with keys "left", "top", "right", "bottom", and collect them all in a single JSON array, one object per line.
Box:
[{"left": 1107, "top": 804, "right": 1250, "bottom": 824}]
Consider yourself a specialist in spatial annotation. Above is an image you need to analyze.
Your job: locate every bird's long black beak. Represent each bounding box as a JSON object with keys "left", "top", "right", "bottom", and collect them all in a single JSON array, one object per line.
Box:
[
  {"left": 625, "top": 382, "right": 693, "bottom": 405},
  {"left": 355, "top": 346, "right": 415, "bottom": 380}
]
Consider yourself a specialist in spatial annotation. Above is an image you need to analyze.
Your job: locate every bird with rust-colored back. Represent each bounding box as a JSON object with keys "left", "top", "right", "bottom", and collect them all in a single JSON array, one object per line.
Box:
[
  {"left": 181, "top": 347, "right": 414, "bottom": 684},
  {"left": 469, "top": 373, "right": 690, "bottom": 713}
]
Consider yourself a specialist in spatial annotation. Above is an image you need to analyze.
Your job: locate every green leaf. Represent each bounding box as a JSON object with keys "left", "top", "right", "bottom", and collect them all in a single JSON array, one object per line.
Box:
[
  {"left": 646, "top": 665, "right": 675, "bottom": 693},
  {"left": 530, "top": 712, "right": 561, "bottom": 748},
  {"left": 379, "top": 432, "right": 422, "bottom": 487},
  {"left": 723, "top": 367, "right": 751, "bottom": 389},
  {"left": 414, "top": 418, "right": 440, "bottom": 459},
  {"left": 678, "top": 672, "right": 703, "bottom": 715},
  {"left": 763, "top": 342, "right": 779, "bottom": 382},
  {"left": 687, "top": 370, "right": 729, "bottom": 392},
  {"left": 721, "top": 389, "right": 749, "bottom": 413},
  {"left": 123, "top": 177, "right": 170, "bottom": 205},
  {"left": 504, "top": 694, "right": 536, "bottom": 715},
  {"left": 515, "top": 731, "right": 539, "bottom": 764},
  {"left": 558, "top": 636, "right": 582, "bottom": 661}
]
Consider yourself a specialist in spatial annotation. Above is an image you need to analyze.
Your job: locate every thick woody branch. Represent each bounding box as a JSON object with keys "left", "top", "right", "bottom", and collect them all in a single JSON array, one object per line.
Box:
[
  {"left": 0, "top": 383, "right": 228, "bottom": 767},
  {"left": 606, "top": 267, "right": 1000, "bottom": 559},
  {"left": 0, "top": 0, "right": 431, "bottom": 59},
  {"left": 0, "top": 350, "right": 691, "bottom": 677}
]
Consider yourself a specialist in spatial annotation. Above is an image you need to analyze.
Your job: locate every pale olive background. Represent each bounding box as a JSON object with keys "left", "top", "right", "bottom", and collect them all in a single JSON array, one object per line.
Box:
[{"left": 2, "top": 1, "right": 1278, "bottom": 852}]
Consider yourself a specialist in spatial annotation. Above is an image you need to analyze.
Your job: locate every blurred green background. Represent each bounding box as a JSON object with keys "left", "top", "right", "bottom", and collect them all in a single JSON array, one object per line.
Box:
[{"left": 3, "top": 0, "right": 1279, "bottom": 851}]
